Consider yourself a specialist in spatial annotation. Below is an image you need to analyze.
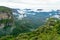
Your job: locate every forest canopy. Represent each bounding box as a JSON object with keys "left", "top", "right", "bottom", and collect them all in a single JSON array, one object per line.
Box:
[{"left": 0, "top": 6, "right": 12, "bottom": 13}]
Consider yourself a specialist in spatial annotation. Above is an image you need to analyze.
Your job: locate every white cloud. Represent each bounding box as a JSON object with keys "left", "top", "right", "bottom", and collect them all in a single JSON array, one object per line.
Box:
[{"left": 0, "top": 0, "right": 60, "bottom": 10}]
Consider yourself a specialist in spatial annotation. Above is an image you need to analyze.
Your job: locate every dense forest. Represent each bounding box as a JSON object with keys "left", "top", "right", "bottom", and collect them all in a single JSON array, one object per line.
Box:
[
  {"left": 0, "top": 6, "right": 60, "bottom": 40},
  {"left": 0, "top": 6, "right": 12, "bottom": 13},
  {"left": 0, "top": 6, "right": 14, "bottom": 37},
  {"left": 0, "top": 17, "right": 60, "bottom": 40}
]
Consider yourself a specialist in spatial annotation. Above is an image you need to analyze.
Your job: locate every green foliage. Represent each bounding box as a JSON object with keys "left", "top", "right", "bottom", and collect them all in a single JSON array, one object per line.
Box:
[
  {"left": 0, "top": 6, "right": 12, "bottom": 13},
  {"left": 0, "top": 19, "right": 13, "bottom": 23},
  {"left": 0, "top": 6, "right": 14, "bottom": 37},
  {"left": 11, "top": 19, "right": 35, "bottom": 36},
  {"left": 0, "top": 35, "right": 15, "bottom": 40},
  {"left": 0, "top": 6, "right": 13, "bottom": 24},
  {"left": 15, "top": 18, "right": 60, "bottom": 40},
  {"left": 0, "top": 16, "right": 60, "bottom": 40}
]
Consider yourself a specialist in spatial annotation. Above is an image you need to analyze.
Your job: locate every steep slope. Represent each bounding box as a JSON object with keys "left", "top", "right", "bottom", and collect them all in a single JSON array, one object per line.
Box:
[
  {"left": 0, "top": 6, "right": 14, "bottom": 37},
  {"left": 0, "top": 8, "right": 60, "bottom": 40},
  {"left": 15, "top": 18, "right": 60, "bottom": 40},
  {"left": 0, "top": 6, "right": 12, "bottom": 13},
  {"left": 0, "top": 18, "right": 60, "bottom": 40}
]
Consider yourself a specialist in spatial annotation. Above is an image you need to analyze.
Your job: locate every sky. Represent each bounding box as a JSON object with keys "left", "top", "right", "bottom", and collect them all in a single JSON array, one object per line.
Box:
[{"left": 0, "top": 0, "right": 60, "bottom": 10}]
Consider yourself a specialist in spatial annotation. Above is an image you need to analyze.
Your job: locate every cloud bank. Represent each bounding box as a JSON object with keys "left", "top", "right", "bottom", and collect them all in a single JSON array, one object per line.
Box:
[{"left": 0, "top": 0, "right": 60, "bottom": 10}]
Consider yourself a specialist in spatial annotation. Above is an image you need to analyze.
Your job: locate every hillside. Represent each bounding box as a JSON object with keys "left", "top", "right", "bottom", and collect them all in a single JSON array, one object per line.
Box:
[
  {"left": 0, "top": 6, "right": 14, "bottom": 37},
  {"left": 0, "top": 6, "right": 12, "bottom": 13},
  {"left": 11, "top": 9, "right": 60, "bottom": 37},
  {"left": 0, "top": 6, "right": 45, "bottom": 37},
  {"left": 15, "top": 18, "right": 60, "bottom": 40},
  {"left": 0, "top": 18, "right": 60, "bottom": 40},
  {"left": 0, "top": 6, "right": 60, "bottom": 40}
]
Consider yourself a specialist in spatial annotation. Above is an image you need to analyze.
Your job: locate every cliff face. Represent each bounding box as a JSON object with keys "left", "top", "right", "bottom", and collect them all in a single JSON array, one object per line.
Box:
[
  {"left": 0, "top": 12, "right": 11, "bottom": 19},
  {"left": 0, "top": 6, "right": 14, "bottom": 36},
  {"left": 0, "top": 12, "right": 12, "bottom": 28}
]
